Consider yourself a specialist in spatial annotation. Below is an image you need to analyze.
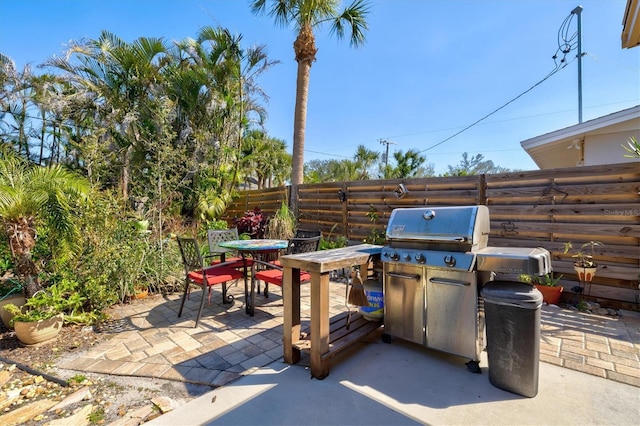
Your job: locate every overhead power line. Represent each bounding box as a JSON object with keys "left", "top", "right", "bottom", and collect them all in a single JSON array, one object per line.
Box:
[{"left": 417, "top": 7, "right": 583, "bottom": 154}]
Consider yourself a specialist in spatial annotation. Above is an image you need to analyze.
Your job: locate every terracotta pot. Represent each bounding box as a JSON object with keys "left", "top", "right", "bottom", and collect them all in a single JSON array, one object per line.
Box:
[
  {"left": 574, "top": 266, "right": 597, "bottom": 282},
  {"left": 132, "top": 287, "right": 149, "bottom": 299},
  {"left": 0, "top": 294, "right": 26, "bottom": 329},
  {"left": 534, "top": 284, "right": 563, "bottom": 305},
  {"left": 14, "top": 314, "right": 64, "bottom": 345}
]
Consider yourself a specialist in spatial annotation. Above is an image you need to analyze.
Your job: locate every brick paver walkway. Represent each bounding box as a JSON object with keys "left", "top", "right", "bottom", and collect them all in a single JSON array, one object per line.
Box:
[{"left": 57, "top": 280, "right": 640, "bottom": 389}]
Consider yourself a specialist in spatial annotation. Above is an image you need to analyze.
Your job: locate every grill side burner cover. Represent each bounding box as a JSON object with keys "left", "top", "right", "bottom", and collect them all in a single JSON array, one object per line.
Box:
[
  {"left": 385, "top": 206, "right": 489, "bottom": 252},
  {"left": 475, "top": 246, "right": 552, "bottom": 276}
]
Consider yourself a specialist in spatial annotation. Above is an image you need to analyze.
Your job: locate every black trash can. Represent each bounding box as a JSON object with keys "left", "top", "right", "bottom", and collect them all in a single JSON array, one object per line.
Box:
[{"left": 481, "top": 281, "right": 543, "bottom": 398}]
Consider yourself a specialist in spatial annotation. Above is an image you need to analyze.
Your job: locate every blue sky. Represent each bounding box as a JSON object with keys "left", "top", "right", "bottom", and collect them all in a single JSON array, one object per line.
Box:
[{"left": 1, "top": 0, "right": 638, "bottom": 174}]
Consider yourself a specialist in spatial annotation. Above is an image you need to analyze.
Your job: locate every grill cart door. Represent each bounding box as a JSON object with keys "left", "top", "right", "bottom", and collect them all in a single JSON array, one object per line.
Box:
[
  {"left": 426, "top": 268, "right": 479, "bottom": 360},
  {"left": 383, "top": 263, "right": 425, "bottom": 345}
]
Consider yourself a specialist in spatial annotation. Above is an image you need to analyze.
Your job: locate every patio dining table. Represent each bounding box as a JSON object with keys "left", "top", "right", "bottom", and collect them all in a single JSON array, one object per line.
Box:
[{"left": 218, "top": 239, "right": 288, "bottom": 316}]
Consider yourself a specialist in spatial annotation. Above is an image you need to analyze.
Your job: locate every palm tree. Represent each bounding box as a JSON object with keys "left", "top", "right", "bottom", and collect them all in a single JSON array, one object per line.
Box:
[
  {"left": 354, "top": 144, "right": 379, "bottom": 180},
  {"left": 195, "top": 26, "right": 278, "bottom": 193},
  {"left": 251, "top": 0, "right": 371, "bottom": 209},
  {"left": 48, "top": 31, "right": 170, "bottom": 200},
  {"left": 0, "top": 150, "right": 89, "bottom": 297},
  {"left": 242, "top": 130, "right": 291, "bottom": 188}
]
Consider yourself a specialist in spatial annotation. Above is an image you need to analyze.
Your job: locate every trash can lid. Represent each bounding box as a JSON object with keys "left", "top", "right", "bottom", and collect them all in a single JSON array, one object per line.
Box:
[{"left": 481, "top": 281, "right": 543, "bottom": 308}]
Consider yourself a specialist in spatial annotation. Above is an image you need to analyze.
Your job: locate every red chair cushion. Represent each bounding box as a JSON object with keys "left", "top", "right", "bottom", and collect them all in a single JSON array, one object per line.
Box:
[
  {"left": 188, "top": 266, "right": 244, "bottom": 286},
  {"left": 210, "top": 256, "right": 253, "bottom": 269},
  {"left": 254, "top": 269, "right": 311, "bottom": 286}
]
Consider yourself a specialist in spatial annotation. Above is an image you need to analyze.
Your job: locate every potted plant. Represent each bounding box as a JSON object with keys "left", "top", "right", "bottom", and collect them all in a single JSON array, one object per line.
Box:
[
  {"left": 0, "top": 279, "right": 26, "bottom": 329},
  {"left": 519, "top": 272, "right": 564, "bottom": 305},
  {"left": 131, "top": 283, "right": 149, "bottom": 300},
  {"left": 564, "top": 241, "right": 603, "bottom": 282},
  {"left": 264, "top": 202, "right": 295, "bottom": 240},
  {"left": 4, "top": 303, "right": 64, "bottom": 345}
]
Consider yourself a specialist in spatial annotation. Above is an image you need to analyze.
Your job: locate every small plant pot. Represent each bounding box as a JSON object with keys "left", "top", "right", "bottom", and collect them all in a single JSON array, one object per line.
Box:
[
  {"left": 574, "top": 266, "right": 597, "bottom": 282},
  {"left": 133, "top": 289, "right": 149, "bottom": 300},
  {"left": 0, "top": 294, "right": 26, "bottom": 329},
  {"left": 14, "top": 314, "right": 64, "bottom": 345},
  {"left": 534, "top": 285, "right": 563, "bottom": 305}
]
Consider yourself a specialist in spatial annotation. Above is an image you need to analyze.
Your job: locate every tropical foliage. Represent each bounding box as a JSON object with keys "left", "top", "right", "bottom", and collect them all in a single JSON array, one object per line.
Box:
[
  {"left": 0, "top": 24, "right": 289, "bottom": 322},
  {"left": 622, "top": 136, "right": 640, "bottom": 158},
  {"left": 0, "top": 148, "right": 89, "bottom": 297}
]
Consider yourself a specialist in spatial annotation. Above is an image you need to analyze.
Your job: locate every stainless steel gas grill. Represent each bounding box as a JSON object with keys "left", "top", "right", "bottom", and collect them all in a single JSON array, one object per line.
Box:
[{"left": 380, "top": 206, "right": 551, "bottom": 372}]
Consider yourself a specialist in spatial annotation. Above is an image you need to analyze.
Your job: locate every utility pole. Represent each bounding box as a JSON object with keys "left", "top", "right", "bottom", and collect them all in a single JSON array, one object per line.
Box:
[
  {"left": 379, "top": 139, "right": 396, "bottom": 167},
  {"left": 572, "top": 5, "right": 583, "bottom": 124}
]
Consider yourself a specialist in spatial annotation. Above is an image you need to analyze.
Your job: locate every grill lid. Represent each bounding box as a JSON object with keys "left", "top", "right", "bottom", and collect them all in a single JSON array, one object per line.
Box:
[{"left": 385, "top": 206, "right": 489, "bottom": 251}]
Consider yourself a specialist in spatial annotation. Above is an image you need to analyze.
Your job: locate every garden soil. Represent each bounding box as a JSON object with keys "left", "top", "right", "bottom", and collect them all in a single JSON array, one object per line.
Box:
[{"left": 0, "top": 315, "right": 207, "bottom": 425}]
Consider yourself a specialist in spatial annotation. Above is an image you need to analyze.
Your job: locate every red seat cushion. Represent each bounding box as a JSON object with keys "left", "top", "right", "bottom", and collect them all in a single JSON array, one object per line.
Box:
[
  {"left": 210, "top": 256, "right": 253, "bottom": 269},
  {"left": 188, "top": 266, "right": 244, "bottom": 286},
  {"left": 254, "top": 269, "right": 311, "bottom": 286}
]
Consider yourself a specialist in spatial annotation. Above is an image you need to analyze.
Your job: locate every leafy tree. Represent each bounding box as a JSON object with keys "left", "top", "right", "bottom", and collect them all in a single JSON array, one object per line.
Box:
[
  {"left": 0, "top": 149, "right": 89, "bottom": 297},
  {"left": 250, "top": 0, "right": 371, "bottom": 214},
  {"left": 48, "top": 31, "right": 170, "bottom": 200},
  {"left": 241, "top": 129, "right": 291, "bottom": 188},
  {"left": 443, "top": 152, "right": 510, "bottom": 176},
  {"left": 193, "top": 26, "right": 278, "bottom": 193},
  {"left": 379, "top": 149, "right": 431, "bottom": 179},
  {"left": 353, "top": 145, "right": 379, "bottom": 179},
  {"left": 0, "top": 58, "right": 34, "bottom": 160},
  {"left": 304, "top": 158, "right": 359, "bottom": 182}
]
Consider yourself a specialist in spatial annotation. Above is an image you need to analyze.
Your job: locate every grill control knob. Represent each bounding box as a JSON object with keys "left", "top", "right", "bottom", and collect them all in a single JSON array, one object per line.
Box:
[
  {"left": 415, "top": 253, "right": 426, "bottom": 263},
  {"left": 403, "top": 253, "right": 411, "bottom": 261},
  {"left": 390, "top": 252, "right": 400, "bottom": 261},
  {"left": 444, "top": 255, "right": 456, "bottom": 267}
]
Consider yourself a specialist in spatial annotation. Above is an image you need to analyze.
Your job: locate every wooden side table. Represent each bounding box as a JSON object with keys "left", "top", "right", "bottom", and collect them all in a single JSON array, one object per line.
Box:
[{"left": 279, "top": 244, "right": 383, "bottom": 379}]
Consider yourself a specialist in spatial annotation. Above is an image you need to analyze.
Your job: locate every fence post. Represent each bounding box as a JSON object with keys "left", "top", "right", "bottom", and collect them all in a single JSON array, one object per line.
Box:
[
  {"left": 478, "top": 174, "right": 487, "bottom": 205},
  {"left": 341, "top": 182, "right": 349, "bottom": 241}
]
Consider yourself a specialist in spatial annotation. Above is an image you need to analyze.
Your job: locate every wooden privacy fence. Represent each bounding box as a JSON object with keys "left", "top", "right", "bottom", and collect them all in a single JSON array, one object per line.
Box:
[{"left": 224, "top": 163, "right": 640, "bottom": 311}]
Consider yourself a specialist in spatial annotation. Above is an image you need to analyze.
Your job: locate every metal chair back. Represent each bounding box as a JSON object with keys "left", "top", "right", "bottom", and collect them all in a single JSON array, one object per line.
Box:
[
  {"left": 294, "top": 229, "right": 322, "bottom": 239},
  {"left": 177, "top": 237, "right": 204, "bottom": 273},
  {"left": 286, "top": 236, "right": 321, "bottom": 255},
  {"left": 207, "top": 228, "right": 240, "bottom": 255}
]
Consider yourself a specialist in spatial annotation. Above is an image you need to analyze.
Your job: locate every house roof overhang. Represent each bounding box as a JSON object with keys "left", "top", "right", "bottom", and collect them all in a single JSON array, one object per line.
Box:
[
  {"left": 520, "top": 105, "right": 640, "bottom": 169},
  {"left": 622, "top": 0, "right": 640, "bottom": 48}
]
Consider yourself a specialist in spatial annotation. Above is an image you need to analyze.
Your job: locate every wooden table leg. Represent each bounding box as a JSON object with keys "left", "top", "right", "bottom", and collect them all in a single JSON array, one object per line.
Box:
[
  {"left": 283, "top": 266, "right": 300, "bottom": 364},
  {"left": 310, "top": 271, "right": 330, "bottom": 379}
]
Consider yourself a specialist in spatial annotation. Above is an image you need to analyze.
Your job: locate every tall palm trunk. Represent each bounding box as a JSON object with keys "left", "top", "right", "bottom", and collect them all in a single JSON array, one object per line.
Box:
[{"left": 291, "top": 23, "right": 317, "bottom": 215}]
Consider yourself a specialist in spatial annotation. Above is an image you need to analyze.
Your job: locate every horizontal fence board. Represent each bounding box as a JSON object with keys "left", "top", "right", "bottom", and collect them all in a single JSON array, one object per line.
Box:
[
  {"left": 226, "top": 163, "right": 640, "bottom": 310},
  {"left": 488, "top": 220, "right": 640, "bottom": 239}
]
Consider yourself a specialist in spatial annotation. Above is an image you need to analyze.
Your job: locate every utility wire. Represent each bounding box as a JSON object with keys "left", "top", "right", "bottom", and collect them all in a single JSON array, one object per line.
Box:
[
  {"left": 417, "top": 64, "right": 567, "bottom": 154},
  {"left": 417, "top": 9, "right": 581, "bottom": 154}
]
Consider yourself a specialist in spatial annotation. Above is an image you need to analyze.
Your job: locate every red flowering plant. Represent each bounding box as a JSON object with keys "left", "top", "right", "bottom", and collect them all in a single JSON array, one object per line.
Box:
[{"left": 233, "top": 207, "right": 268, "bottom": 239}]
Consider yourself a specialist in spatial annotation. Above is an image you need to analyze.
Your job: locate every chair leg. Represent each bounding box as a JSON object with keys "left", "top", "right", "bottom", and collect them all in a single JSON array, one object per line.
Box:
[
  {"left": 178, "top": 279, "right": 190, "bottom": 318},
  {"left": 222, "top": 283, "right": 234, "bottom": 304},
  {"left": 194, "top": 285, "right": 208, "bottom": 328},
  {"left": 264, "top": 281, "right": 269, "bottom": 298}
]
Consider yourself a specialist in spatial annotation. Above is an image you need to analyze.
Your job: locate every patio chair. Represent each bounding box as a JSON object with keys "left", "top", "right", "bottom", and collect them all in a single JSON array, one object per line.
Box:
[
  {"left": 294, "top": 229, "right": 322, "bottom": 238},
  {"left": 254, "top": 235, "right": 321, "bottom": 298},
  {"left": 177, "top": 236, "right": 244, "bottom": 328},
  {"left": 268, "top": 231, "right": 322, "bottom": 268},
  {"left": 206, "top": 228, "right": 253, "bottom": 270}
]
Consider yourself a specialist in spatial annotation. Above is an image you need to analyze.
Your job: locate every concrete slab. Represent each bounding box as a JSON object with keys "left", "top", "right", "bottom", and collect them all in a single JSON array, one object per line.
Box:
[{"left": 149, "top": 330, "right": 640, "bottom": 426}]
